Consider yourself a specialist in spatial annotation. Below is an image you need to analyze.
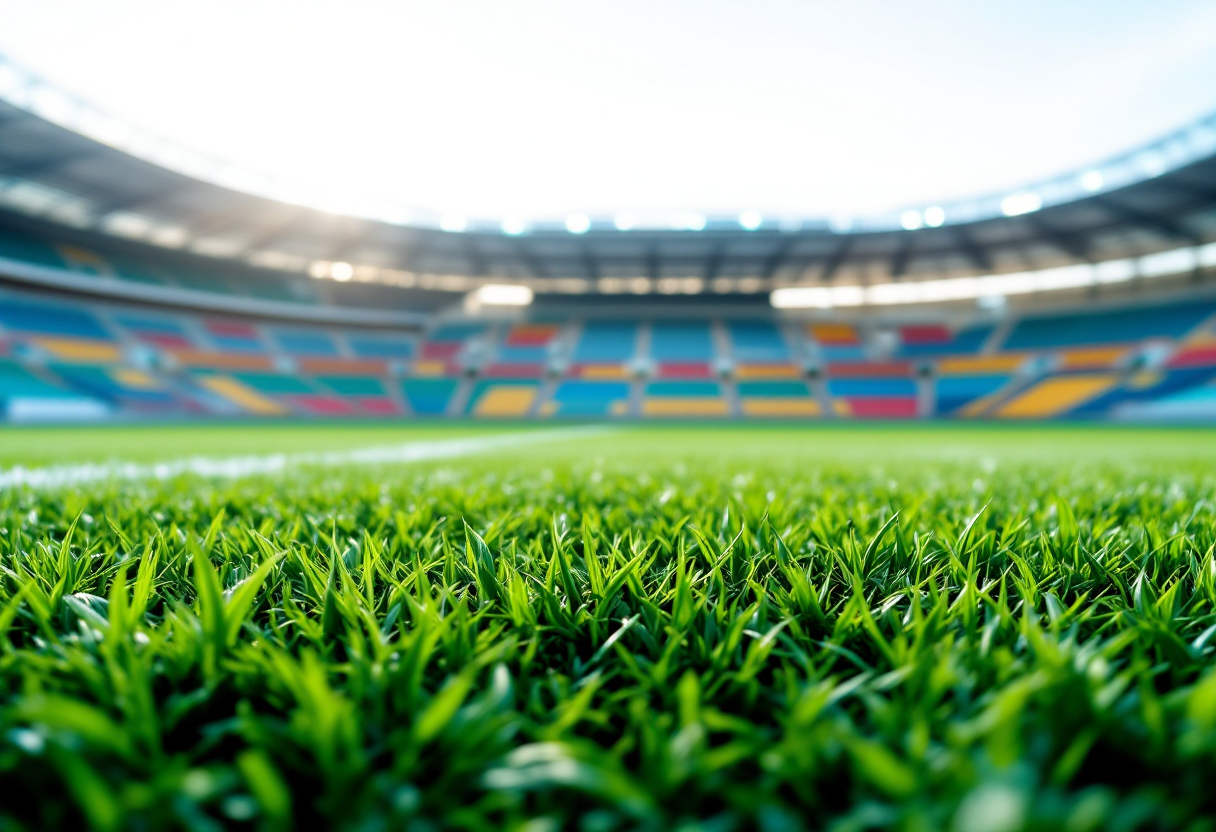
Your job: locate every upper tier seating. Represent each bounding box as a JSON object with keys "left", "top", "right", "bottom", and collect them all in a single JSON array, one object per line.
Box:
[
  {"left": 484, "top": 323, "right": 560, "bottom": 377},
  {"left": 897, "top": 325, "right": 992, "bottom": 357},
  {"left": 569, "top": 321, "right": 637, "bottom": 377},
  {"left": 346, "top": 334, "right": 415, "bottom": 359},
  {"left": 729, "top": 321, "right": 801, "bottom": 378},
  {"left": 0, "top": 298, "right": 111, "bottom": 340},
  {"left": 1003, "top": 300, "right": 1216, "bottom": 350},
  {"left": 112, "top": 314, "right": 198, "bottom": 349},
  {"left": 416, "top": 323, "right": 485, "bottom": 375},
  {"left": 271, "top": 328, "right": 339, "bottom": 356},
  {"left": 650, "top": 321, "right": 716, "bottom": 378},
  {"left": 204, "top": 321, "right": 266, "bottom": 353}
]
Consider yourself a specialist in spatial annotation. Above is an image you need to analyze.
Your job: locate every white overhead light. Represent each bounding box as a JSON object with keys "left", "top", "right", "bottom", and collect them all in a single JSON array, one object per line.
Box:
[
  {"left": 829, "top": 215, "right": 854, "bottom": 234},
  {"left": 439, "top": 214, "right": 467, "bottom": 232},
  {"left": 739, "top": 210, "right": 763, "bottom": 230},
  {"left": 1080, "top": 170, "right": 1104, "bottom": 192},
  {"left": 682, "top": 213, "right": 706, "bottom": 231},
  {"left": 1139, "top": 153, "right": 1167, "bottom": 177},
  {"left": 900, "top": 210, "right": 923, "bottom": 231},
  {"left": 473, "top": 283, "right": 534, "bottom": 306},
  {"left": 501, "top": 218, "right": 527, "bottom": 236},
  {"left": 566, "top": 214, "right": 591, "bottom": 234},
  {"left": 1001, "top": 192, "right": 1042, "bottom": 217},
  {"left": 613, "top": 212, "right": 636, "bottom": 231},
  {"left": 770, "top": 285, "right": 865, "bottom": 309},
  {"left": 923, "top": 206, "right": 946, "bottom": 227},
  {"left": 329, "top": 261, "right": 354, "bottom": 281}
]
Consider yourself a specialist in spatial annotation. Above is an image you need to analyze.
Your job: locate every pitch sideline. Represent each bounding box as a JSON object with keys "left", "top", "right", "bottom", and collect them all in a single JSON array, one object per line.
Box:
[{"left": 0, "top": 425, "right": 616, "bottom": 490}]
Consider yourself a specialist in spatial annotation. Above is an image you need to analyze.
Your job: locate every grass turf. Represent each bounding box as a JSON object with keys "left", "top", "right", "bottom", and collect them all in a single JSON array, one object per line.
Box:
[{"left": 3, "top": 424, "right": 1216, "bottom": 830}]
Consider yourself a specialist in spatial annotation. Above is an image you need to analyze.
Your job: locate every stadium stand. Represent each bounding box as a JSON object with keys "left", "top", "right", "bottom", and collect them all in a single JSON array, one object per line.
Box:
[
  {"left": 896, "top": 325, "right": 992, "bottom": 357},
  {"left": 544, "top": 380, "right": 632, "bottom": 416},
  {"left": 737, "top": 380, "right": 821, "bottom": 416},
  {"left": 649, "top": 320, "right": 717, "bottom": 379},
  {"left": 568, "top": 320, "right": 637, "bottom": 378},
  {"left": 642, "top": 380, "right": 729, "bottom": 416},
  {"left": 402, "top": 378, "right": 459, "bottom": 416},
  {"left": 826, "top": 362, "right": 919, "bottom": 418},
  {"left": 4, "top": 213, "right": 1216, "bottom": 422},
  {"left": 4, "top": 276, "right": 1216, "bottom": 421},
  {"left": 466, "top": 378, "right": 540, "bottom": 417}
]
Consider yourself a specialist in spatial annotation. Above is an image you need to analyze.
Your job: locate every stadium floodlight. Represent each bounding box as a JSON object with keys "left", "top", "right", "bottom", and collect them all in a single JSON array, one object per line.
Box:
[
  {"left": 613, "top": 212, "right": 636, "bottom": 231},
  {"left": 501, "top": 218, "right": 528, "bottom": 236},
  {"left": 683, "top": 213, "right": 707, "bottom": 231},
  {"left": 439, "top": 214, "right": 468, "bottom": 232},
  {"left": 923, "top": 206, "right": 946, "bottom": 227},
  {"left": 566, "top": 214, "right": 591, "bottom": 234},
  {"left": 770, "top": 285, "right": 864, "bottom": 309},
  {"left": 1000, "top": 192, "right": 1042, "bottom": 217},
  {"left": 829, "top": 215, "right": 854, "bottom": 234},
  {"left": 1080, "top": 170, "right": 1104, "bottom": 192},
  {"left": 473, "top": 283, "right": 534, "bottom": 306},
  {"left": 900, "top": 210, "right": 923, "bottom": 231},
  {"left": 1139, "top": 152, "right": 1167, "bottom": 177},
  {"left": 739, "top": 211, "right": 763, "bottom": 231}
]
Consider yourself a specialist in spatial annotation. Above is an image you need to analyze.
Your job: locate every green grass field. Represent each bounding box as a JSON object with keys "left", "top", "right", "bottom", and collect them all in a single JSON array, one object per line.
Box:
[{"left": 4, "top": 423, "right": 1216, "bottom": 831}]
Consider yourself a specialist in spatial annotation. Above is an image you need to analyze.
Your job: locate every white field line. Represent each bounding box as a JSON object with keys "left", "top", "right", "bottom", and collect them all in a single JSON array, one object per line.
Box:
[{"left": 0, "top": 425, "right": 615, "bottom": 491}]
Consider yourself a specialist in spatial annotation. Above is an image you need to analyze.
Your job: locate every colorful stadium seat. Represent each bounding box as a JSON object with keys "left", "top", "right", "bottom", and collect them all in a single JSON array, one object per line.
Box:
[
  {"left": 996, "top": 374, "right": 1118, "bottom": 418},
  {"left": 827, "top": 362, "right": 918, "bottom": 418},
  {"left": 1002, "top": 301, "right": 1216, "bottom": 350},
  {"left": 897, "top": 325, "right": 991, "bottom": 357},
  {"left": 545, "top": 380, "right": 631, "bottom": 416},
  {"left": 466, "top": 379, "right": 538, "bottom": 416},
  {"left": 401, "top": 378, "right": 459, "bottom": 415},
  {"left": 737, "top": 380, "right": 821, "bottom": 416},
  {"left": 642, "top": 380, "right": 728, "bottom": 416},
  {"left": 569, "top": 321, "right": 637, "bottom": 378}
]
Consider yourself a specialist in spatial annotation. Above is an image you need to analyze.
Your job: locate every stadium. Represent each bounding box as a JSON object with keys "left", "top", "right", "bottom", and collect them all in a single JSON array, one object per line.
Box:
[{"left": 4, "top": 2, "right": 1216, "bottom": 829}]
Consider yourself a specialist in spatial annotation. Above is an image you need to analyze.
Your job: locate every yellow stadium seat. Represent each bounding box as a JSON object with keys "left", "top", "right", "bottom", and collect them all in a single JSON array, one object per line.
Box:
[
  {"left": 34, "top": 338, "right": 122, "bottom": 363},
  {"left": 741, "top": 398, "right": 821, "bottom": 416},
  {"left": 997, "top": 374, "right": 1116, "bottom": 418},
  {"left": 937, "top": 355, "right": 1025, "bottom": 374},
  {"left": 474, "top": 386, "right": 536, "bottom": 416},
  {"left": 197, "top": 376, "right": 287, "bottom": 415},
  {"left": 642, "top": 398, "right": 729, "bottom": 416}
]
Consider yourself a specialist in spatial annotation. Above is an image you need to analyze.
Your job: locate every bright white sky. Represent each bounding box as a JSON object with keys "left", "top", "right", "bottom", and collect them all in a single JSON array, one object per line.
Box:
[{"left": 2, "top": 0, "right": 1216, "bottom": 224}]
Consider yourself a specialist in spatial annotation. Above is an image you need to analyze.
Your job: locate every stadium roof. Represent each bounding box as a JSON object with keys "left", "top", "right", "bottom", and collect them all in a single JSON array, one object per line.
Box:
[{"left": 0, "top": 95, "right": 1215, "bottom": 311}]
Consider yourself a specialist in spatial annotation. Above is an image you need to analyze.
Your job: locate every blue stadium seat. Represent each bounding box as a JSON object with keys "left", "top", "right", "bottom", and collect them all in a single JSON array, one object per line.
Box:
[
  {"left": 347, "top": 336, "right": 415, "bottom": 358},
  {"left": 827, "top": 378, "right": 917, "bottom": 397},
  {"left": 650, "top": 321, "right": 715, "bottom": 361},
  {"left": 272, "top": 329, "right": 338, "bottom": 355},
  {"left": 1003, "top": 301, "right": 1216, "bottom": 350},
  {"left": 935, "top": 374, "right": 1010, "bottom": 414},
  {"left": 727, "top": 321, "right": 790, "bottom": 361},
  {"left": 573, "top": 321, "right": 638, "bottom": 362},
  {"left": 0, "top": 299, "right": 111, "bottom": 340},
  {"left": 402, "top": 378, "right": 458, "bottom": 414},
  {"left": 548, "top": 380, "right": 631, "bottom": 415},
  {"left": 898, "top": 326, "right": 991, "bottom": 358}
]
